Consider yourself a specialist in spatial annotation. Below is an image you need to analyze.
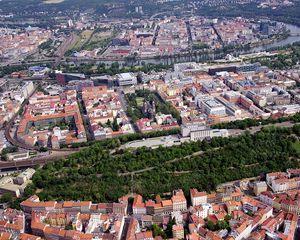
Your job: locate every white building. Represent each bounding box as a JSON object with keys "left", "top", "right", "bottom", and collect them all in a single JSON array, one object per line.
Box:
[
  {"left": 229, "top": 221, "right": 253, "bottom": 240},
  {"left": 15, "top": 168, "right": 35, "bottom": 185},
  {"left": 117, "top": 73, "right": 137, "bottom": 86},
  {"left": 181, "top": 124, "right": 228, "bottom": 141},
  {"left": 200, "top": 98, "right": 226, "bottom": 116},
  {"left": 172, "top": 189, "right": 187, "bottom": 212},
  {"left": 21, "top": 81, "right": 34, "bottom": 99},
  {"left": 270, "top": 179, "right": 288, "bottom": 193},
  {"left": 259, "top": 191, "right": 275, "bottom": 206},
  {"left": 195, "top": 203, "right": 213, "bottom": 219},
  {"left": 190, "top": 189, "right": 207, "bottom": 206}
]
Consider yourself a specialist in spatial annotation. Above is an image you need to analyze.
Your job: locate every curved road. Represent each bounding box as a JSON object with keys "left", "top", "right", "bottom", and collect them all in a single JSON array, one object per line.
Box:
[{"left": 4, "top": 85, "right": 79, "bottom": 153}]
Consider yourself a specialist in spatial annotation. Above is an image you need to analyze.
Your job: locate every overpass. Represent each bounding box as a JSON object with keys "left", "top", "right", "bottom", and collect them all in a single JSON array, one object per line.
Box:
[{"left": 0, "top": 154, "right": 67, "bottom": 172}]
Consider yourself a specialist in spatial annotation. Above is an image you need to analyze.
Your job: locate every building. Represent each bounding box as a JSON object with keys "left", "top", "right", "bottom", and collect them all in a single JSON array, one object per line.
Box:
[
  {"left": 56, "top": 73, "right": 86, "bottom": 85},
  {"left": 0, "top": 169, "right": 35, "bottom": 197},
  {"left": 200, "top": 98, "right": 226, "bottom": 116},
  {"left": 14, "top": 169, "right": 36, "bottom": 185},
  {"left": 17, "top": 91, "right": 87, "bottom": 148},
  {"left": 181, "top": 124, "right": 228, "bottom": 141},
  {"left": 190, "top": 189, "right": 207, "bottom": 206},
  {"left": 90, "top": 75, "right": 115, "bottom": 88},
  {"left": 172, "top": 189, "right": 187, "bottom": 212},
  {"left": 7, "top": 151, "right": 30, "bottom": 161},
  {"left": 21, "top": 81, "right": 35, "bottom": 99},
  {"left": 259, "top": 191, "right": 275, "bottom": 207},
  {"left": 172, "top": 224, "right": 184, "bottom": 239},
  {"left": 236, "top": 63, "right": 261, "bottom": 73},
  {"left": 260, "top": 21, "right": 270, "bottom": 36},
  {"left": 66, "top": 80, "right": 94, "bottom": 91},
  {"left": 253, "top": 181, "right": 268, "bottom": 196},
  {"left": 133, "top": 195, "right": 146, "bottom": 215},
  {"left": 116, "top": 72, "right": 137, "bottom": 86}
]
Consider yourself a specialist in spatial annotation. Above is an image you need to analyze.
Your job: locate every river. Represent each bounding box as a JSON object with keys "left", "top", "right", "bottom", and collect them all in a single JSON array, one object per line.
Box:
[
  {"left": 67, "top": 23, "right": 300, "bottom": 67},
  {"left": 251, "top": 23, "right": 300, "bottom": 52}
]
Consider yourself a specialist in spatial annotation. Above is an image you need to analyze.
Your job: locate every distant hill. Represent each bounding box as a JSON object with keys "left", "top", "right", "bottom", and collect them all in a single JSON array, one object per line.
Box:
[
  {"left": 0, "top": 0, "right": 126, "bottom": 12},
  {"left": 1, "top": 0, "right": 300, "bottom": 27}
]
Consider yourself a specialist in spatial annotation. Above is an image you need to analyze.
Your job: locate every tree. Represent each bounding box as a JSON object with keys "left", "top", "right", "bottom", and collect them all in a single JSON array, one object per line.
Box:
[
  {"left": 112, "top": 117, "right": 120, "bottom": 132},
  {"left": 224, "top": 215, "right": 232, "bottom": 222},
  {"left": 106, "top": 119, "right": 112, "bottom": 128},
  {"left": 25, "top": 127, "right": 299, "bottom": 204},
  {"left": 0, "top": 193, "right": 12, "bottom": 203},
  {"left": 39, "top": 147, "right": 48, "bottom": 152},
  {"left": 206, "top": 220, "right": 215, "bottom": 231},
  {"left": 64, "top": 225, "right": 73, "bottom": 230},
  {"left": 165, "top": 217, "right": 176, "bottom": 237},
  {"left": 148, "top": 224, "right": 167, "bottom": 239},
  {"left": 216, "top": 220, "right": 229, "bottom": 230}
]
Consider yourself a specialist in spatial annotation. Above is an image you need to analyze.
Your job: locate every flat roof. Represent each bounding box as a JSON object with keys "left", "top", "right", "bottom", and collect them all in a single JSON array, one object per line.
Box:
[{"left": 118, "top": 73, "right": 133, "bottom": 79}]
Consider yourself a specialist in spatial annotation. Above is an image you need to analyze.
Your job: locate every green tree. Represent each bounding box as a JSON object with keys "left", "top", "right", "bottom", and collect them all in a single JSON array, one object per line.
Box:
[
  {"left": 149, "top": 224, "right": 167, "bottom": 239},
  {"left": 0, "top": 193, "right": 12, "bottom": 203},
  {"left": 206, "top": 220, "right": 215, "bottom": 231},
  {"left": 224, "top": 215, "right": 232, "bottom": 222},
  {"left": 112, "top": 117, "right": 120, "bottom": 132},
  {"left": 216, "top": 220, "right": 229, "bottom": 230}
]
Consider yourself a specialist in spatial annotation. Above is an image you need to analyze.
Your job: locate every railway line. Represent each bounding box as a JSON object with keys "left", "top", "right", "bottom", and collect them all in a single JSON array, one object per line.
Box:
[
  {"left": 1, "top": 85, "right": 80, "bottom": 172},
  {"left": 0, "top": 155, "right": 62, "bottom": 171},
  {"left": 4, "top": 85, "right": 79, "bottom": 152}
]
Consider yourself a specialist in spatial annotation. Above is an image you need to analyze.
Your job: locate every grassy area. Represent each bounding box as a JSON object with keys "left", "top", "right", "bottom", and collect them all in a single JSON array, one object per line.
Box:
[
  {"left": 66, "top": 29, "right": 114, "bottom": 53},
  {"left": 82, "top": 30, "right": 114, "bottom": 51},
  {"left": 292, "top": 141, "right": 300, "bottom": 154},
  {"left": 136, "top": 97, "right": 144, "bottom": 107},
  {"left": 125, "top": 90, "right": 181, "bottom": 123},
  {"left": 90, "top": 31, "right": 111, "bottom": 43},
  {"left": 67, "top": 30, "right": 94, "bottom": 52}
]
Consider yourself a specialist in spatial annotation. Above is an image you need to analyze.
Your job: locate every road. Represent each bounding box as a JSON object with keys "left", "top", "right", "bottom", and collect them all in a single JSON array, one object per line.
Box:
[
  {"left": 120, "top": 217, "right": 132, "bottom": 240},
  {"left": 4, "top": 87, "right": 40, "bottom": 151},
  {"left": 4, "top": 88, "right": 76, "bottom": 153},
  {"left": 227, "top": 121, "right": 294, "bottom": 136}
]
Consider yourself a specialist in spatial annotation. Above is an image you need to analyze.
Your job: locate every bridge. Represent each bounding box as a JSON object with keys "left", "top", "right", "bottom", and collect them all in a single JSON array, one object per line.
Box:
[
  {"left": 0, "top": 154, "right": 65, "bottom": 172},
  {"left": 289, "top": 33, "right": 300, "bottom": 37}
]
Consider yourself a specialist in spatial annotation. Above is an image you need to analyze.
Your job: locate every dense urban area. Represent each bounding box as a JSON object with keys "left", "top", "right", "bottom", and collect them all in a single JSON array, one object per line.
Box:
[{"left": 1, "top": 0, "right": 300, "bottom": 240}]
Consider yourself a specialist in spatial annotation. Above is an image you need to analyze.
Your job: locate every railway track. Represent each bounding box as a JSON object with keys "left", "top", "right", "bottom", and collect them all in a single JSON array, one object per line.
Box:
[
  {"left": 1, "top": 85, "right": 80, "bottom": 171},
  {"left": 4, "top": 86, "right": 79, "bottom": 153},
  {"left": 0, "top": 153, "right": 74, "bottom": 171}
]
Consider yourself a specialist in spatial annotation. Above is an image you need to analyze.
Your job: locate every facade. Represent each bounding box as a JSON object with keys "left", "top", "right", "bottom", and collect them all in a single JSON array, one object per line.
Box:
[
  {"left": 56, "top": 73, "right": 86, "bottom": 85},
  {"left": 253, "top": 181, "right": 268, "bottom": 196},
  {"left": 181, "top": 124, "right": 229, "bottom": 141},
  {"left": 172, "top": 224, "right": 184, "bottom": 239},
  {"left": 200, "top": 98, "right": 226, "bottom": 116},
  {"left": 172, "top": 189, "right": 187, "bottom": 212},
  {"left": 117, "top": 72, "right": 137, "bottom": 86},
  {"left": 190, "top": 188, "right": 207, "bottom": 206}
]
